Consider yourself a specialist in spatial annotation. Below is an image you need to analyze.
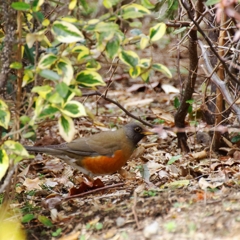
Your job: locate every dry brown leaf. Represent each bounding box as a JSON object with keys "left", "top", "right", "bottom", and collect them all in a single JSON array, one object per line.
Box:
[
  {"left": 161, "top": 83, "right": 179, "bottom": 94},
  {"left": 59, "top": 231, "right": 80, "bottom": 240},
  {"left": 151, "top": 108, "right": 174, "bottom": 124},
  {"left": 124, "top": 98, "right": 154, "bottom": 108},
  {"left": 23, "top": 177, "right": 42, "bottom": 190},
  {"left": 190, "top": 150, "right": 208, "bottom": 160}
]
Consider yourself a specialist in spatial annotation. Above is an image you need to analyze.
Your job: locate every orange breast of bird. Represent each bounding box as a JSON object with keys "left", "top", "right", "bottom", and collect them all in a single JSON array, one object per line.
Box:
[{"left": 80, "top": 150, "right": 129, "bottom": 175}]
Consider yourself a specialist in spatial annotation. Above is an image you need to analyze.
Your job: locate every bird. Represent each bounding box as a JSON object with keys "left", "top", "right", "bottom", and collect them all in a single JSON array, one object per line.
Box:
[{"left": 25, "top": 122, "right": 155, "bottom": 178}]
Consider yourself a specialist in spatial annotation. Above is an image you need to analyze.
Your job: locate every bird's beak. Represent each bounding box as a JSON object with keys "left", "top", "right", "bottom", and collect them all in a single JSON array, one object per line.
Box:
[{"left": 141, "top": 129, "right": 157, "bottom": 135}]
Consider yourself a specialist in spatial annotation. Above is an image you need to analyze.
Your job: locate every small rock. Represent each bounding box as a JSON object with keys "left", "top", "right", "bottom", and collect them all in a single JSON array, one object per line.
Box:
[
  {"left": 143, "top": 221, "right": 159, "bottom": 238},
  {"left": 116, "top": 217, "right": 125, "bottom": 227}
]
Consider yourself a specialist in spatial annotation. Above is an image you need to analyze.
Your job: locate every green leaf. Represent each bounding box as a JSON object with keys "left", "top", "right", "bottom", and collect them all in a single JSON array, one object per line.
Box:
[
  {"left": 10, "top": 62, "right": 23, "bottom": 70},
  {"left": 22, "top": 132, "right": 35, "bottom": 139},
  {"left": 52, "top": 21, "right": 84, "bottom": 43},
  {"left": 61, "top": 101, "right": 86, "bottom": 118},
  {"left": 173, "top": 27, "right": 186, "bottom": 35},
  {"left": 38, "top": 54, "right": 57, "bottom": 69},
  {"left": 52, "top": 228, "right": 62, "bottom": 237},
  {"left": 73, "top": 45, "right": 90, "bottom": 61},
  {"left": 141, "top": 0, "right": 155, "bottom": 9},
  {"left": 121, "top": 4, "right": 150, "bottom": 19},
  {"left": 32, "top": 0, "right": 44, "bottom": 12},
  {"left": 33, "top": 11, "right": 44, "bottom": 22},
  {"left": 56, "top": 82, "right": 69, "bottom": 98},
  {"left": 3, "top": 140, "right": 29, "bottom": 158},
  {"left": 22, "top": 69, "right": 34, "bottom": 87},
  {"left": 141, "top": 70, "right": 150, "bottom": 82},
  {"left": 32, "top": 85, "right": 52, "bottom": 99},
  {"left": 47, "top": 92, "right": 63, "bottom": 104},
  {"left": 106, "top": 34, "right": 120, "bottom": 59},
  {"left": 129, "top": 66, "right": 141, "bottom": 78},
  {"left": 103, "top": 0, "right": 120, "bottom": 8},
  {"left": 24, "top": 44, "right": 35, "bottom": 65},
  {"left": 38, "top": 215, "right": 53, "bottom": 227},
  {"left": 0, "top": 149, "right": 9, "bottom": 181},
  {"left": 69, "top": 0, "right": 77, "bottom": 10},
  {"left": 140, "top": 35, "right": 149, "bottom": 50},
  {"left": 80, "top": 0, "right": 89, "bottom": 11},
  {"left": 164, "top": 221, "right": 177, "bottom": 232},
  {"left": 231, "top": 135, "right": 240, "bottom": 143},
  {"left": 149, "top": 23, "right": 166, "bottom": 42},
  {"left": 94, "top": 22, "right": 119, "bottom": 32},
  {"left": 86, "top": 60, "right": 101, "bottom": 71},
  {"left": 22, "top": 214, "right": 35, "bottom": 223},
  {"left": 20, "top": 115, "right": 31, "bottom": 125},
  {"left": 205, "top": 0, "right": 220, "bottom": 5},
  {"left": 139, "top": 58, "right": 151, "bottom": 68},
  {"left": 11, "top": 2, "right": 30, "bottom": 11},
  {"left": 163, "top": 180, "right": 190, "bottom": 189},
  {"left": 167, "top": 155, "right": 182, "bottom": 165},
  {"left": 76, "top": 70, "right": 106, "bottom": 87},
  {"left": 174, "top": 97, "right": 180, "bottom": 109},
  {"left": 39, "top": 69, "right": 60, "bottom": 81},
  {"left": 39, "top": 105, "right": 59, "bottom": 118},
  {"left": 0, "top": 100, "right": 10, "bottom": 129},
  {"left": 95, "top": 222, "right": 103, "bottom": 230},
  {"left": 119, "top": 50, "right": 139, "bottom": 67},
  {"left": 152, "top": 63, "right": 172, "bottom": 78},
  {"left": 56, "top": 57, "right": 74, "bottom": 85},
  {"left": 59, "top": 115, "right": 75, "bottom": 142}
]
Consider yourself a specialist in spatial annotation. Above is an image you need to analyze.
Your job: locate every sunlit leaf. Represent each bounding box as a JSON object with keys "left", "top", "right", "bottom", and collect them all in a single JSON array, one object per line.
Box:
[
  {"left": 38, "top": 215, "right": 53, "bottom": 227},
  {"left": 32, "top": 85, "right": 53, "bottom": 99},
  {"left": 206, "top": 0, "right": 220, "bottom": 5},
  {"left": 61, "top": 101, "right": 86, "bottom": 117},
  {"left": 56, "top": 57, "right": 74, "bottom": 85},
  {"left": 149, "top": 23, "right": 166, "bottom": 42},
  {"left": 38, "top": 105, "right": 59, "bottom": 118},
  {"left": 52, "top": 21, "right": 84, "bottom": 43},
  {"left": 103, "top": 0, "right": 120, "bottom": 8},
  {"left": 76, "top": 70, "right": 106, "bottom": 87},
  {"left": 0, "top": 100, "right": 10, "bottom": 129},
  {"left": 140, "top": 35, "right": 149, "bottom": 49},
  {"left": 3, "top": 140, "right": 29, "bottom": 158},
  {"left": 59, "top": 115, "right": 75, "bottom": 142},
  {"left": 141, "top": 70, "right": 150, "bottom": 82},
  {"left": 69, "top": 0, "right": 77, "bottom": 10},
  {"left": 0, "top": 149, "right": 9, "bottom": 181},
  {"left": 10, "top": 62, "right": 23, "bottom": 69},
  {"left": 152, "top": 63, "right": 172, "bottom": 78},
  {"left": 0, "top": 206, "right": 26, "bottom": 240},
  {"left": 119, "top": 50, "right": 140, "bottom": 67},
  {"left": 129, "top": 66, "right": 141, "bottom": 78},
  {"left": 121, "top": 3, "right": 150, "bottom": 19},
  {"left": 39, "top": 69, "right": 60, "bottom": 81},
  {"left": 11, "top": 2, "right": 30, "bottom": 11},
  {"left": 38, "top": 54, "right": 57, "bottom": 69}
]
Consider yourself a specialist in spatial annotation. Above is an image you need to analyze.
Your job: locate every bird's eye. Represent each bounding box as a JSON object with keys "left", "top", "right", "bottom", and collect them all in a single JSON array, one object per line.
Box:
[{"left": 135, "top": 126, "right": 142, "bottom": 133}]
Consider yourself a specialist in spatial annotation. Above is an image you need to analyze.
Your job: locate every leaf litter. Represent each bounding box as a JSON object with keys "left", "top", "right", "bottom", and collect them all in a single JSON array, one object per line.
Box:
[{"left": 18, "top": 43, "right": 240, "bottom": 240}]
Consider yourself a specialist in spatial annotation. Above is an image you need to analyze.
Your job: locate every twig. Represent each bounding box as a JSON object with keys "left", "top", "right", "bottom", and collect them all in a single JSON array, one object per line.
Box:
[
  {"left": 64, "top": 183, "right": 124, "bottom": 200},
  {"left": 81, "top": 91, "right": 154, "bottom": 128},
  {"left": 132, "top": 190, "right": 140, "bottom": 229},
  {"left": 199, "top": 40, "right": 240, "bottom": 123},
  {"left": 180, "top": 0, "right": 240, "bottom": 86},
  {"left": 0, "top": 165, "right": 17, "bottom": 194}
]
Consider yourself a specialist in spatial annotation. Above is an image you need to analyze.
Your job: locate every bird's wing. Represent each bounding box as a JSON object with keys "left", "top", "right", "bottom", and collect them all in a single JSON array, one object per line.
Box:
[{"left": 66, "top": 130, "right": 123, "bottom": 157}]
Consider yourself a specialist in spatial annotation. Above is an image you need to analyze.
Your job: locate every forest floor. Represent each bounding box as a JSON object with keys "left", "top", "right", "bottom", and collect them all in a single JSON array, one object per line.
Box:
[{"left": 15, "top": 35, "right": 240, "bottom": 240}]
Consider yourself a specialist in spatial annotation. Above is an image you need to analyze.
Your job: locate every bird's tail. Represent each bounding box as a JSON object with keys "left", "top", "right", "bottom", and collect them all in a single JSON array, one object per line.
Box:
[{"left": 24, "top": 146, "right": 64, "bottom": 156}]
